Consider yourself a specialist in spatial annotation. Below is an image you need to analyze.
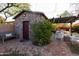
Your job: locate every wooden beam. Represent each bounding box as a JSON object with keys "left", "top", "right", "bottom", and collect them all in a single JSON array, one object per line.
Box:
[{"left": 70, "top": 22, "right": 72, "bottom": 36}]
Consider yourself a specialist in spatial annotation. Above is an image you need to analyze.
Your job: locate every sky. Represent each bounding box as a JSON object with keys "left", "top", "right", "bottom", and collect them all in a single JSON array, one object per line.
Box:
[
  {"left": 26, "top": 0, "right": 78, "bottom": 18},
  {"left": 26, "top": 2, "right": 71, "bottom": 18},
  {"left": 28, "top": 3, "right": 71, "bottom": 18}
]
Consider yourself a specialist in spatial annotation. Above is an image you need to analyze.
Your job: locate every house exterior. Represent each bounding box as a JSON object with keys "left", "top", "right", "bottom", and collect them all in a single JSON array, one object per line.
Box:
[{"left": 13, "top": 10, "right": 48, "bottom": 41}]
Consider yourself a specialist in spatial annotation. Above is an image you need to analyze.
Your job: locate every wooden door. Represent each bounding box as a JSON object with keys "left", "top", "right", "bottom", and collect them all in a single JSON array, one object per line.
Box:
[{"left": 23, "top": 21, "right": 29, "bottom": 40}]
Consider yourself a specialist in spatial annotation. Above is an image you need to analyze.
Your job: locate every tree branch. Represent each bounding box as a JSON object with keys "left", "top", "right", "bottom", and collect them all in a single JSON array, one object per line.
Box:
[
  {"left": 4, "top": 12, "right": 7, "bottom": 20},
  {"left": 0, "top": 3, "right": 13, "bottom": 12}
]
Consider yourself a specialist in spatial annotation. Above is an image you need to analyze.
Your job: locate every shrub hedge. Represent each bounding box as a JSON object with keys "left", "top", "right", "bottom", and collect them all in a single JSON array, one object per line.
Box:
[{"left": 32, "top": 20, "right": 53, "bottom": 46}]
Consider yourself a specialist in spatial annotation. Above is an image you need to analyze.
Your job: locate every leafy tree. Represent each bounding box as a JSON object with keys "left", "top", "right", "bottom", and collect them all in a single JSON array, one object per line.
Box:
[
  {"left": 6, "top": 6, "right": 21, "bottom": 15},
  {"left": 13, "top": 3, "right": 30, "bottom": 10},
  {"left": 0, "top": 16, "right": 5, "bottom": 24},
  {"left": 0, "top": 3, "right": 30, "bottom": 21},
  {"left": 59, "top": 10, "right": 72, "bottom": 17},
  {"left": 5, "top": 3, "right": 30, "bottom": 16}
]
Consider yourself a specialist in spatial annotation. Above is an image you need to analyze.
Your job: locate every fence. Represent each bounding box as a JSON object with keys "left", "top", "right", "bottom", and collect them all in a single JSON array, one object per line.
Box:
[{"left": 0, "top": 21, "right": 15, "bottom": 33}]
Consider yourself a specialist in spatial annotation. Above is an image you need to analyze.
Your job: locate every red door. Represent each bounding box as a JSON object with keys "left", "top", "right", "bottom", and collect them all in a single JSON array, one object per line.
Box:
[{"left": 23, "top": 21, "right": 29, "bottom": 40}]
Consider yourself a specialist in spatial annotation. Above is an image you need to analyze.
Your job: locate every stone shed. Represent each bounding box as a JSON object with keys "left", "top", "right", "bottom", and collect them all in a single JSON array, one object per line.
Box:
[{"left": 13, "top": 10, "right": 48, "bottom": 41}]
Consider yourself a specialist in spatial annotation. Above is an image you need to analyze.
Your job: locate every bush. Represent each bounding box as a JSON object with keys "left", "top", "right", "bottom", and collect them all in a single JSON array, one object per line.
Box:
[{"left": 32, "top": 20, "right": 53, "bottom": 46}]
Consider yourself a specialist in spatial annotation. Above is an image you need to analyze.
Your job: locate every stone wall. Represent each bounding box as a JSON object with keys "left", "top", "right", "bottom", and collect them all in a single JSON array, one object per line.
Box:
[{"left": 15, "top": 12, "right": 46, "bottom": 40}]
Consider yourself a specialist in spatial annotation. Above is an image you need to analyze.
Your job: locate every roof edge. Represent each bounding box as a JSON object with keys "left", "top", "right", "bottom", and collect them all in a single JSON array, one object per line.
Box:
[{"left": 13, "top": 10, "right": 48, "bottom": 20}]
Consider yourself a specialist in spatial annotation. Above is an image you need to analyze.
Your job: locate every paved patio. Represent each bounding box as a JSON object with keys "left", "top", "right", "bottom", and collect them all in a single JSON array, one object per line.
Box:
[{"left": 0, "top": 35, "right": 77, "bottom": 56}]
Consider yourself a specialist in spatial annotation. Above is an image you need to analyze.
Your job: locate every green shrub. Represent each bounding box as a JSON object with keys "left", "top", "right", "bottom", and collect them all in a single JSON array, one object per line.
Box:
[{"left": 32, "top": 20, "right": 52, "bottom": 46}]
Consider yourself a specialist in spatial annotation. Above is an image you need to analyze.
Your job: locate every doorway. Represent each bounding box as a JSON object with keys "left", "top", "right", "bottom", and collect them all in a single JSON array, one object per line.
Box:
[{"left": 23, "top": 21, "right": 29, "bottom": 40}]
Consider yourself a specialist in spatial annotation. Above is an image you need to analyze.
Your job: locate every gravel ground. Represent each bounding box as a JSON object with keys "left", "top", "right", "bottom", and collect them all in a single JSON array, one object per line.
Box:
[{"left": 0, "top": 35, "right": 77, "bottom": 56}]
